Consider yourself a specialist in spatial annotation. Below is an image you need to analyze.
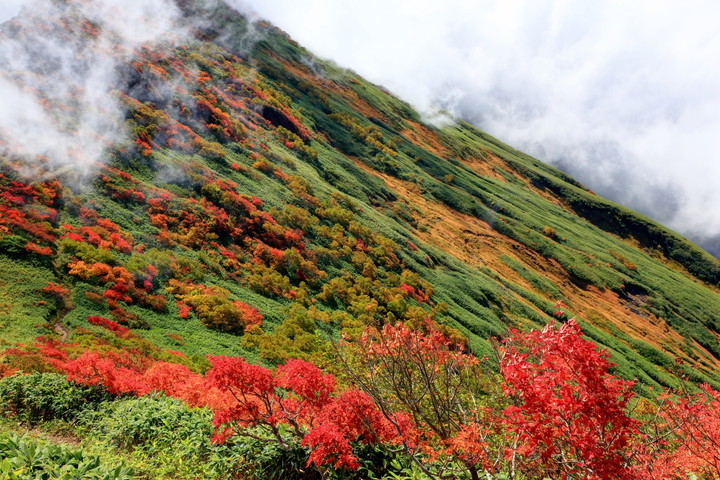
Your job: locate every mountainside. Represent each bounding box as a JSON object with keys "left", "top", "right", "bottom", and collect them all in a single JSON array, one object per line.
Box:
[{"left": 1, "top": 1, "right": 720, "bottom": 478}]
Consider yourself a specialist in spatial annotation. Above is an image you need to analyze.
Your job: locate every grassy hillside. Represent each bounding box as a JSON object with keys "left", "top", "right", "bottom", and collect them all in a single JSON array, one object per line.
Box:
[{"left": 1, "top": 1, "right": 720, "bottom": 478}]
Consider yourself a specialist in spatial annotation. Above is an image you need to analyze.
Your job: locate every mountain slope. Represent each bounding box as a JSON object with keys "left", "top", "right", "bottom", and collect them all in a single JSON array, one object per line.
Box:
[{"left": 1, "top": 0, "right": 719, "bottom": 397}]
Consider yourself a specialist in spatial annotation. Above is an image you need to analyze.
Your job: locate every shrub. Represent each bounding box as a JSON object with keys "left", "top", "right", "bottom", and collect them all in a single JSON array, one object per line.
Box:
[
  {"left": 84, "top": 394, "right": 212, "bottom": 451},
  {"left": 0, "top": 432, "right": 133, "bottom": 480},
  {"left": 167, "top": 280, "right": 263, "bottom": 333},
  {"left": 83, "top": 395, "right": 244, "bottom": 479},
  {"left": 541, "top": 225, "right": 557, "bottom": 239},
  {"left": 0, "top": 372, "right": 109, "bottom": 424}
]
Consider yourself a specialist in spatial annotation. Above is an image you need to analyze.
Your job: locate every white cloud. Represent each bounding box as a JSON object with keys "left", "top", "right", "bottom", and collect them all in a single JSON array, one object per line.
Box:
[
  {"left": 244, "top": 0, "right": 720, "bottom": 254},
  {"left": 0, "top": 0, "right": 25, "bottom": 23},
  {"left": 1, "top": 0, "right": 717, "bottom": 254},
  {"left": 0, "top": 0, "right": 183, "bottom": 176}
]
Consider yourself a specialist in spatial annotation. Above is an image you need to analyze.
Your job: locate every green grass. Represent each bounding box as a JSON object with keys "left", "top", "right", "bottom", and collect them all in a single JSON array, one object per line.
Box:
[{"left": 0, "top": 254, "right": 56, "bottom": 347}]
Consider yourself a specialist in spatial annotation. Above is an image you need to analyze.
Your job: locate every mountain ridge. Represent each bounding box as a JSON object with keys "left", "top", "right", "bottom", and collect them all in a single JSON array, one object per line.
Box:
[
  {"left": 0, "top": 0, "right": 718, "bottom": 380},
  {"left": 1, "top": 1, "right": 720, "bottom": 477}
]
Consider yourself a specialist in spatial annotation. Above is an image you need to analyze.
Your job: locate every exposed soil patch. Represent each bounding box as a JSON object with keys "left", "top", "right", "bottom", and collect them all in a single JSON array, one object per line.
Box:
[
  {"left": 399, "top": 120, "right": 452, "bottom": 159},
  {"left": 353, "top": 157, "right": 720, "bottom": 371}
]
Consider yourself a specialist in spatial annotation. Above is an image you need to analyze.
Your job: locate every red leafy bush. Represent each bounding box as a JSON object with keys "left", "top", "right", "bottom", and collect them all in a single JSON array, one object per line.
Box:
[
  {"left": 39, "top": 282, "right": 70, "bottom": 298},
  {"left": 87, "top": 316, "right": 129, "bottom": 336},
  {"left": 205, "top": 356, "right": 393, "bottom": 471},
  {"left": 58, "top": 351, "right": 149, "bottom": 396},
  {"left": 25, "top": 242, "right": 53, "bottom": 256},
  {"left": 635, "top": 384, "right": 720, "bottom": 479},
  {"left": 500, "top": 319, "right": 638, "bottom": 479}
]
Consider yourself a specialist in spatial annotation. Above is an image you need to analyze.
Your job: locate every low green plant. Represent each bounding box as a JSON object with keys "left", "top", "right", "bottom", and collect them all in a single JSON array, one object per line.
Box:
[
  {"left": 81, "top": 394, "right": 243, "bottom": 479},
  {"left": 0, "top": 432, "right": 133, "bottom": 480},
  {"left": 0, "top": 373, "right": 109, "bottom": 424}
]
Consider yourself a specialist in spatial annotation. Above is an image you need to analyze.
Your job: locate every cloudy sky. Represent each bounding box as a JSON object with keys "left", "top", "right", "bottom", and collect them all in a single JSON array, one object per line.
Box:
[
  {"left": 1, "top": 1, "right": 719, "bottom": 256},
  {"left": 240, "top": 0, "right": 720, "bottom": 256}
]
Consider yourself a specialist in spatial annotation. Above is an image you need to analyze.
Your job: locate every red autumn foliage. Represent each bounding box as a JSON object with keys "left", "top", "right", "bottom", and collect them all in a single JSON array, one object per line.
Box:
[
  {"left": 62, "top": 215, "right": 134, "bottom": 253},
  {"left": 634, "top": 384, "right": 720, "bottom": 479},
  {"left": 142, "top": 361, "right": 196, "bottom": 397},
  {"left": 276, "top": 359, "right": 336, "bottom": 415},
  {"left": 500, "top": 319, "right": 638, "bottom": 480},
  {"left": 0, "top": 175, "right": 60, "bottom": 250},
  {"left": 303, "top": 389, "right": 395, "bottom": 469},
  {"left": 206, "top": 356, "right": 394, "bottom": 470},
  {"left": 12, "top": 334, "right": 222, "bottom": 406},
  {"left": 177, "top": 301, "right": 192, "bottom": 318},
  {"left": 87, "top": 316, "right": 129, "bottom": 336},
  {"left": 57, "top": 351, "right": 151, "bottom": 396},
  {"left": 67, "top": 261, "right": 163, "bottom": 313},
  {"left": 135, "top": 137, "right": 153, "bottom": 156},
  {"left": 39, "top": 282, "right": 70, "bottom": 298},
  {"left": 24, "top": 242, "right": 53, "bottom": 256}
]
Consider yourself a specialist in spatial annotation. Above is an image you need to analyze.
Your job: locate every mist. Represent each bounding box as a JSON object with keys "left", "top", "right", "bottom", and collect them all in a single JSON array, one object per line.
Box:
[
  {"left": 1, "top": 1, "right": 718, "bottom": 257},
  {"left": 0, "top": 0, "right": 183, "bottom": 177},
  {"left": 240, "top": 0, "right": 720, "bottom": 257}
]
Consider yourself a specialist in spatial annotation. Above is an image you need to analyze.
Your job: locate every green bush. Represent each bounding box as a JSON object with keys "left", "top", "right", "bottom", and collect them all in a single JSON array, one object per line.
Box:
[
  {"left": 82, "top": 395, "right": 244, "bottom": 479},
  {"left": 83, "top": 395, "right": 211, "bottom": 451},
  {"left": 227, "top": 430, "right": 315, "bottom": 480},
  {"left": 0, "top": 373, "right": 109, "bottom": 425},
  {"left": 0, "top": 236, "right": 27, "bottom": 255},
  {"left": 0, "top": 432, "right": 133, "bottom": 480}
]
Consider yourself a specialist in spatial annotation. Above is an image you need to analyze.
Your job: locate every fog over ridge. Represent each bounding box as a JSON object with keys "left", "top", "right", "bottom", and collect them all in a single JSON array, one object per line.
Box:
[
  {"left": 0, "top": 0, "right": 718, "bottom": 257},
  {"left": 241, "top": 0, "right": 720, "bottom": 258},
  {"left": 0, "top": 0, "right": 183, "bottom": 178}
]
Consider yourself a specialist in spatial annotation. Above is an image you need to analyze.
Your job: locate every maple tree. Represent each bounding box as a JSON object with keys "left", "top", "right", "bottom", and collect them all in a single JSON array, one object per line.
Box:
[
  {"left": 206, "top": 356, "right": 395, "bottom": 472},
  {"left": 500, "top": 319, "right": 638, "bottom": 480},
  {"left": 334, "top": 320, "right": 504, "bottom": 480}
]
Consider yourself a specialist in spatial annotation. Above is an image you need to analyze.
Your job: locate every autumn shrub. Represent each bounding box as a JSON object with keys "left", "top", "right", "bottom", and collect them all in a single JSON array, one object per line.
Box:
[
  {"left": 0, "top": 372, "right": 109, "bottom": 424},
  {"left": 241, "top": 304, "right": 323, "bottom": 364},
  {"left": 87, "top": 316, "right": 130, "bottom": 336},
  {"left": 541, "top": 225, "right": 557, "bottom": 238},
  {"left": 167, "top": 280, "right": 263, "bottom": 333},
  {"left": 334, "top": 320, "right": 504, "bottom": 480},
  {"left": 207, "top": 356, "right": 396, "bottom": 473},
  {"left": 635, "top": 384, "right": 720, "bottom": 479},
  {"left": 38, "top": 282, "right": 70, "bottom": 298},
  {"left": 245, "top": 264, "right": 293, "bottom": 297},
  {"left": 59, "top": 238, "right": 118, "bottom": 266},
  {"left": 500, "top": 319, "right": 638, "bottom": 480}
]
